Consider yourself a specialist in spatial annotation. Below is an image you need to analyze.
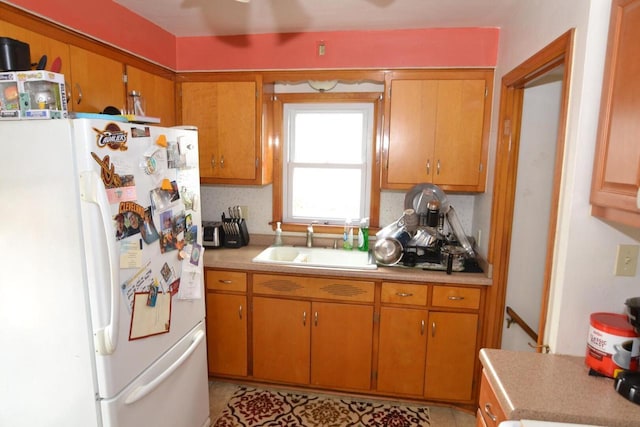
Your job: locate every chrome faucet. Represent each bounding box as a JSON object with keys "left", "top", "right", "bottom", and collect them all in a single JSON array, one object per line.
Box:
[{"left": 306, "top": 224, "right": 314, "bottom": 247}]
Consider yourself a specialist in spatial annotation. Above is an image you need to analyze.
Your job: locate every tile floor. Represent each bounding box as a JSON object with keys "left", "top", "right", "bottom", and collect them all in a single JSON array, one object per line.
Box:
[{"left": 209, "top": 380, "right": 476, "bottom": 426}]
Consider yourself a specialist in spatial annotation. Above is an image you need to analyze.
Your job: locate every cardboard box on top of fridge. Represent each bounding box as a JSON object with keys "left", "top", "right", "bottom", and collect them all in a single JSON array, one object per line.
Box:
[
  {"left": 17, "top": 70, "right": 68, "bottom": 119},
  {"left": 0, "top": 70, "right": 68, "bottom": 119},
  {"left": 0, "top": 72, "right": 20, "bottom": 119}
]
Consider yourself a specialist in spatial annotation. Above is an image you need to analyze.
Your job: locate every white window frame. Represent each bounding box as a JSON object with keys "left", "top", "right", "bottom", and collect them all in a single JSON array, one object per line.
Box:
[{"left": 282, "top": 102, "right": 374, "bottom": 225}]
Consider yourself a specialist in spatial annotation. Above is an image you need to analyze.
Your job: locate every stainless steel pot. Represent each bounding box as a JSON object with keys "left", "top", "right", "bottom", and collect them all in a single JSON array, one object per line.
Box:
[{"left": 373, "top": 238, "right": 403, "bottom": 266}]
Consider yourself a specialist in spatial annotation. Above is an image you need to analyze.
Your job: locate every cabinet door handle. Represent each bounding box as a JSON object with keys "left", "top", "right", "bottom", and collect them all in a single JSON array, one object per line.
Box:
[
  {"left": 238, "top": 305, "right": 243, "bottom": 320},
  {"left": 431, "top": 321, "right": 436, "bottom": 337},
  {"left": 314, "top": 311, "right": 318, "bottom": 326},
  {"left": 218, "top": 279, "right": 233, "bottom": 284},
  {"left": 420, "top": 319, "right": 425, "bottom": 335},
  {"left": 396, "top": 292, "right": 413, "bottom": 297},
  {"left": 426, "top": 159, "right": 431, "bottom": 175},
  {"left": 220, "top": 155, "right": 225, "bottom": 168},
  {"left": 211, "top": 155, "right": 216, "bottom": 169},
  {"left": 75, "top": 82, "right": 83, "bottom": 105},
  {"left": 448, "top": 296, "right": 465, "bottom": 301},
  {"left": 484, "top": 403, "right": 497, "bottom": 422},
  {"left": 437, "top": 160, "right": 441, "bottom": 175},
  {"left": 65, "top": 80, "right": 71, "bottom": 103},
  {"left": 303, "top": 311, "right": 307, "bottom": 326}
]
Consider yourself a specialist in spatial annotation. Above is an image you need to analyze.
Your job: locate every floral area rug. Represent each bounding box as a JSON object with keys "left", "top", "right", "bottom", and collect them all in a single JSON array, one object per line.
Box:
[{"left": 213, "top": 385, "right": 431, "bottom": 427}]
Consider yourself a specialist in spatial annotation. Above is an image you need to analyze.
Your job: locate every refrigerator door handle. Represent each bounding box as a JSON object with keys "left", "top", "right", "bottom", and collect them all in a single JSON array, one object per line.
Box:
[
  {"left": 124, "top": 329, "right": 205, "bottom": 405},
  {"left": 80, "top": 170, "right": 119, "bottom": 355}
]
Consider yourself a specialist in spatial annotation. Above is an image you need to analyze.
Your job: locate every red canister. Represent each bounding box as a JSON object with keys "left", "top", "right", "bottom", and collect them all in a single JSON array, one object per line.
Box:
[{"left": 586, "top": 312, "right": 640, "bottom": 378}]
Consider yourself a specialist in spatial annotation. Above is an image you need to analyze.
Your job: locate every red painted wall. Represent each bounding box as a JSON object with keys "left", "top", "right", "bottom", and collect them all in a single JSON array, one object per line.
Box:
[
  {"left": 177, "top": 28, "right": 499, "bottom": 70},
  {"left": 5, "top": 0, "right": 498, "bottom": 71},
  {"left": 4, "top": 0, "right": 177, "bottom": 68}
]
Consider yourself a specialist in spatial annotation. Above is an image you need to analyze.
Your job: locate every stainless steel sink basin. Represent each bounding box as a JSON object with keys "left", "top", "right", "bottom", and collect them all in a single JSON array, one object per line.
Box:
[{"left": 252, "top": 246, "right": 378, "bottom": 270}]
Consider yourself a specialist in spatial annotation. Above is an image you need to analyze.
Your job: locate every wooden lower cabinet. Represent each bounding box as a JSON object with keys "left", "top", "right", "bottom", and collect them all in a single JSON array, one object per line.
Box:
[
  {"left": 311, "top": 301, "right": 374, "bottom": 390},
  {"left": 206, "top": 293, "right": 247, "bottom": 376},
  {"left": 377, "top": 306, "right": 428, "bottom": 396},
  {"left": 252, "top": 273, "right": 375, "bottom": 391},
  {"left": 205, "top": 270, "right": 247, "bottom": 377},
  {"left": 253, "top": 297, "right": 374, "bottom": 391},
  {"left": 252, "top": 297, "right": 310, "bottom": 384},
  {"left": 425, "top": 311, "right": 478, "bottom": 401},
  {"left": 377, "top": 282, "right": 480, "bottom": 402},
  {"left": 476, "top": 370, "right": 507, "bottom": 427},
  {"left": 206, "top": 270, "right": 484, "bottom": 406}
]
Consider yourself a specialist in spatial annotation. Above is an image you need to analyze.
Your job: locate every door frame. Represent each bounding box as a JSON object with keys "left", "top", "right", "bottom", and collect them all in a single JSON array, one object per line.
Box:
[{"left": 483, "top": 29, "right": 575, "bottom": 351}]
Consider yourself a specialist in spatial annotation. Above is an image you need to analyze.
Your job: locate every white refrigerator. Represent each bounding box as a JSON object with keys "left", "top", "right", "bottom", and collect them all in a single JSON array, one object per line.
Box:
[{"left": 0, "top": 118, "right": 210, "bottom": 427}]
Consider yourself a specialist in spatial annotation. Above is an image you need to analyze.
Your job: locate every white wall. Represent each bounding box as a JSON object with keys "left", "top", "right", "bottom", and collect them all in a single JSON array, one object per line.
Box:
[
  {"left": 501, "top": 78, "right": 562, "bottom": 351},
  {"left": 478, "top": 0, "right": 640, "bottom": 356}
]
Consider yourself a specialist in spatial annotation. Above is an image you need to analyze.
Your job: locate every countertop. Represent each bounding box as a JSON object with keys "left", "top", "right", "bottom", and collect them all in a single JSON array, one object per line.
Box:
[
  {"left": 480, "top": 348, "right": 640, "bottom": 427},
  {"left": 202, "top": 235, "right": 492, "bottom": 286}
]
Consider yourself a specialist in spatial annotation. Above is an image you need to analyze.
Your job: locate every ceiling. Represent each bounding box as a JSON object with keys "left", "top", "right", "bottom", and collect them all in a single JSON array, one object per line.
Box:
[{"left": 113, "top": 0, "right": 516, "bottom": 38}]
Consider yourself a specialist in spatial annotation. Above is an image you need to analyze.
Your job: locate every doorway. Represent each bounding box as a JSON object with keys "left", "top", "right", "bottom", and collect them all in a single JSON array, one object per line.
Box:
[
  {"left": 483, "top": 30, "right": 575, "bottom": 351},
  {"left": 501, "top": 67, "right": 564, "bottom": 351}
]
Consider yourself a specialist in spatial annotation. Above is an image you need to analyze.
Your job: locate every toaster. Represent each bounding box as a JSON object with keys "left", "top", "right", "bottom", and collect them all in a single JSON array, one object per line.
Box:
[{"left": 202, "top": 221, "right": 224, "bottom": 248}]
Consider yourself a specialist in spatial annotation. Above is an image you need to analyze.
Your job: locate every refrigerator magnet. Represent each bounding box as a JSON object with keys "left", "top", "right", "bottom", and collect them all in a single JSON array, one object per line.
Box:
[
  {"left": 190, "top": 243, "right": 202, "bottom": 266},
  {"left": 147, "top": 281, "right": 159, "bottom": 307}
]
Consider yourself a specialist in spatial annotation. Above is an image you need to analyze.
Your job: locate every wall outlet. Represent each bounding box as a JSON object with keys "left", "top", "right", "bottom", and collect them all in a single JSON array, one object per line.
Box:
[{"left": 614, "top": 244, "right": 639, "bottom": 277}]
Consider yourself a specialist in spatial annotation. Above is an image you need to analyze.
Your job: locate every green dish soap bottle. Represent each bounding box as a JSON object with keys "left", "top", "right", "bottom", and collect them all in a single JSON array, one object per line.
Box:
[{"left": 358, "top": 217, "right": 369, "bottom": 251}]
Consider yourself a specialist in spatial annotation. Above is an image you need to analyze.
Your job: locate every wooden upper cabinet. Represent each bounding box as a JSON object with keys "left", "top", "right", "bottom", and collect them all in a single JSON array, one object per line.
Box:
[
  {"left": 382, "top": 70, "right": 492, "bottom": 192},
  {"left": 0, "top": 20, "right": 71, "bottom": 95},
  {"left": 591, "top": 0, "right": 640, "bottom": 227},
  {"left": 126, "top": 65, "right": 175, "bottom": 126},
  {"left": 180, "top": 77, "right": 273, "bottom": 185},
  {"left": 68, "top": 45, "right": 125, "bottom": 113}
]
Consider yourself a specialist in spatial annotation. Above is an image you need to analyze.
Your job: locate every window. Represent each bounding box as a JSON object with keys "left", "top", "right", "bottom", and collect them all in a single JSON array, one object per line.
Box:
[
  {"left": 272, "top": 93, "right": 382, "bottom": 232},
  {"left": 283, "top": 103, "right": 373, "bottom": 224}
]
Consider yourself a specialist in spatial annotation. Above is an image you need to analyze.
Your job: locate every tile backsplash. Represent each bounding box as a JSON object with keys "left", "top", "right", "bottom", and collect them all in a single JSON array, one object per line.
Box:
[{"left": 200, "top": 184, "right": 475, "bottom": 238}]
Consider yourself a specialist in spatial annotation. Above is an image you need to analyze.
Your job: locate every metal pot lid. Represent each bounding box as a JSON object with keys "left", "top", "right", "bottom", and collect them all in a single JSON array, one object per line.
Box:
[{"left": 404, "top": 183, "right": 450, "bottom": 215}]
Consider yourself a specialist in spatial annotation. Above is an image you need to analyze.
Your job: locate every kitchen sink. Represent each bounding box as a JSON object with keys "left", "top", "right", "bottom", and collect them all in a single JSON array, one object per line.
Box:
[{"left": 252, "top": 246, "right": 378, "bottom": 270}]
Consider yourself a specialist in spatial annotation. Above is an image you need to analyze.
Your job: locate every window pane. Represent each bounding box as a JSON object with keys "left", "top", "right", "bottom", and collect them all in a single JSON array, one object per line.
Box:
[
  {"left": 293, "top": 112, "right": 364, "bottom": 163},
  {"left": 291, "top": 168, "right": 362, "bottom": 221}
]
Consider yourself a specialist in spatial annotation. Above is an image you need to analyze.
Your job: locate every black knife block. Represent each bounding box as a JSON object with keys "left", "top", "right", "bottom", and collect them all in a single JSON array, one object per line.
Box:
[{"left": 223, "top": 218, "right": 250, "bottom": 248}]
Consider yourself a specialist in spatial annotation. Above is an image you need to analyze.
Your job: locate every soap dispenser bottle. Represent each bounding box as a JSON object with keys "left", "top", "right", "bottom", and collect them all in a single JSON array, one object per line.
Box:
[
  {"left": 343, "top": 219, "right": 353, "bottom": 250},
  {"left": 358, "top": 217, "right": 369, "bottom": 251},
  {"left": 274, "top": 222, "right": 283, "bottom": 246}
]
